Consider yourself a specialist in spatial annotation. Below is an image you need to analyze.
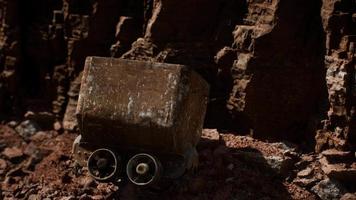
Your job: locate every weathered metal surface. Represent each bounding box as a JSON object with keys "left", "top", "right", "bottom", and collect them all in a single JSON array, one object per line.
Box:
[{"left": 76, "top": 57, "right": 209, "bottom": 155}]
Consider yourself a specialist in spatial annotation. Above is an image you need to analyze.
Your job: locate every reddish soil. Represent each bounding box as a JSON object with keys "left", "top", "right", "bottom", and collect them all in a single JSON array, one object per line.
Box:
[{"left": 0, "top": 125, "right": 317, "bottom": 199}]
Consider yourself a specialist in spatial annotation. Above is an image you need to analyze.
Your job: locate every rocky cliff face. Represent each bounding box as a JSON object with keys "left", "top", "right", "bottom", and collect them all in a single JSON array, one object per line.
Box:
[
  {"left": 316, "top": 0, "right": 356, "bottom": 152},
  {"left": 0, "top": 0, "right": 355, "bottom": 150}
]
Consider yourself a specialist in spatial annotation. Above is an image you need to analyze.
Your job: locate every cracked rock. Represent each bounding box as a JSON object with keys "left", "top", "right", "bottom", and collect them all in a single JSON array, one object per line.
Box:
[{"left": 320, "top": 157, "right": 356, "bottom": 181}]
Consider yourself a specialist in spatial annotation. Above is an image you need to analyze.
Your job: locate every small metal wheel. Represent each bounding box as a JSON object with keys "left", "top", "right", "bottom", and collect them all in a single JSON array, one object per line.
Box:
[
  {"left": 126, "top": 153, "right": 162, "bottom": 186},
  {"left": 87, "top": 148, "right": 120, "bottom": 181}
]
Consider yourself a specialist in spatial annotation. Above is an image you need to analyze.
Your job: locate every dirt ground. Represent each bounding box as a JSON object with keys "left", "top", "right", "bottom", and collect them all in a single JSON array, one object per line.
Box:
[{"left": 0, "top": 124, "right": 321, "bottom": 200}]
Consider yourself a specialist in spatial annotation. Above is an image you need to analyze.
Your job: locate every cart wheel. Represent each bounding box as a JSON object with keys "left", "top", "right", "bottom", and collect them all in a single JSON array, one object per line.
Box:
[
  {"left": 87, "top": 148, "right": 120, "bottom": 181},
  {"left": 126, "top": 153, "right": 162, "bottom": 186}
]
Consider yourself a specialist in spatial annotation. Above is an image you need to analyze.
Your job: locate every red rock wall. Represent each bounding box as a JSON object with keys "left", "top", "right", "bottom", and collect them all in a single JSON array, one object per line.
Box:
[
  {"left": 0, "top": 0, "right": 354, "bottom": 149},
  {"left": 226, "top": 0, "right": 327, "bottom": 141},
  {"left": 316, "top": 0, "right": 356, "bottom": 152}
]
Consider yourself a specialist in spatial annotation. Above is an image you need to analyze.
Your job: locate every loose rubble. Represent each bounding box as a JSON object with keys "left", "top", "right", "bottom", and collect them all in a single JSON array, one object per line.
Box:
[
  {"left": 0, "top": 0, "right": 354, "bottom": 199},
  {"left": 1, "top": 127, "right": 354, "bottom": 199}
]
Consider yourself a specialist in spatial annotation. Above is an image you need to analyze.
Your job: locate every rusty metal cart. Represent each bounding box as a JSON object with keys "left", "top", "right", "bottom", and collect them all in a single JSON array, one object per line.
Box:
[{"left": 72, "top": 57, "right": 209, "bottom": 186}]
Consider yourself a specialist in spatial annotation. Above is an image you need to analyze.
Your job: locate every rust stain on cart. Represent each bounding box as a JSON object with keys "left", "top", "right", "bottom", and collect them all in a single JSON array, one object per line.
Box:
[{"left": 74, "top": 57, "right": 209, "bottom": 185}]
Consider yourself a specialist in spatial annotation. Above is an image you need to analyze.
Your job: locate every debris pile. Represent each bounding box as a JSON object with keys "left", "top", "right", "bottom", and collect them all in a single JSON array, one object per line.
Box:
[{"left": 1, "top": 126, "right": 355, "bottom": 199}]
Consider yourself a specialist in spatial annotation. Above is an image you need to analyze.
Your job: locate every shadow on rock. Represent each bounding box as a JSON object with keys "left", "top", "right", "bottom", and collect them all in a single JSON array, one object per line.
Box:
[{"left": 118, "top": 137, "right": 294, "bottom": 200}]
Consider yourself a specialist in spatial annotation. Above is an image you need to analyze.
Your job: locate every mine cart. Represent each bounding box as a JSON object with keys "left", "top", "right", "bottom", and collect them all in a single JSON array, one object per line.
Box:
[{"left": 72, "top": 57, "right": 209, "bottom": 186}]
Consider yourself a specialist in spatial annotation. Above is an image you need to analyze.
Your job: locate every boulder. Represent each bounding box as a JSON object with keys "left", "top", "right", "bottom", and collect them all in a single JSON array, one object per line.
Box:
[
  {"left": 15, "top": 120, "right": 40, "bottom": 139},
  {"left": 2, "top": 147, "right": 24, "bottom": 161},
  {"left": 311, "top": 179, "right": 346, "bottom": 200},
  {"left": 297, "top": 167, "right": 313, "bottom": 178}
]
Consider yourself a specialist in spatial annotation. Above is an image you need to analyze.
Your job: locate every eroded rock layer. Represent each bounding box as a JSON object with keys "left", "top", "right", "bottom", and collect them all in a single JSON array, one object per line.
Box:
[
  {"left": 315, "top": 0, "right": 356, "bottom": 152},
  {"left": 0, "top": 0, "right": 355, "bottom": 150}
]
